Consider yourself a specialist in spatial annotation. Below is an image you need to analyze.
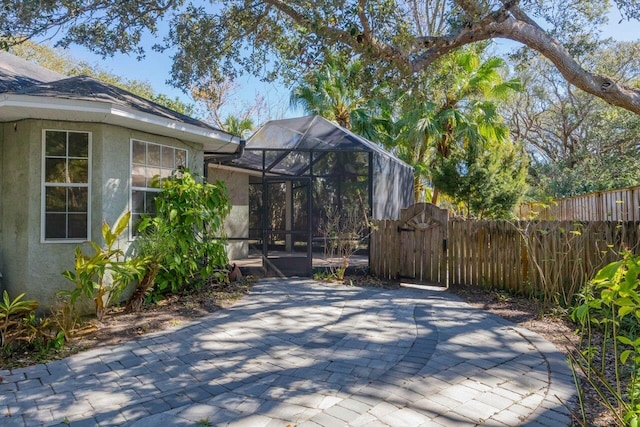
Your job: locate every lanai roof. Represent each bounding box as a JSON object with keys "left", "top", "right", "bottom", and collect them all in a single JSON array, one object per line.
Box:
[{"left": 231, "top": 115, "right": 411, "bottom": 175}]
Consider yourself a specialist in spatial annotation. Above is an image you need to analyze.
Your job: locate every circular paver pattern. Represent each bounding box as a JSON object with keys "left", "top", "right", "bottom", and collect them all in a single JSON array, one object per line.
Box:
[{"left": 0, "top": 279, "right": 575, "bottom": 426}]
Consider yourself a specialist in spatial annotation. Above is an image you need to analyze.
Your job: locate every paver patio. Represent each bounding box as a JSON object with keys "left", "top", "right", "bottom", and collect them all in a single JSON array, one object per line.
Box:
[{"left": 0, "top": 279, "right": 575, "bottom": 426}]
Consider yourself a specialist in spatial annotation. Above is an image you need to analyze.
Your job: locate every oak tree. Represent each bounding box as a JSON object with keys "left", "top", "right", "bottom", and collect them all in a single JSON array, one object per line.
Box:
[{"left": 2, "top": 1, "right": 640, "bottom": 114}]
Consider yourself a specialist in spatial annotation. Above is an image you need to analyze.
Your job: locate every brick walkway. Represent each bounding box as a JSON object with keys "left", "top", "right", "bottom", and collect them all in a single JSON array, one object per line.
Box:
[{"left": 0, "top": 279, "right": 575, "bottom": 426}]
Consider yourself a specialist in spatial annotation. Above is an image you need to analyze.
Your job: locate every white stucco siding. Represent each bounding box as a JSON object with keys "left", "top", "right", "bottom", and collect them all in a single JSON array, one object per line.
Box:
[
  {"left": 0, "top": 123, "right": 3, "bottom": 290},
  {"left": 208, "top": 165, "right": 249, "bottom": 260},
  {"left": 1, "top": 121, "right": 34, "bottom": 300},
  {"left": 0, "top": 119, "right": 206, "bottom": 310}
]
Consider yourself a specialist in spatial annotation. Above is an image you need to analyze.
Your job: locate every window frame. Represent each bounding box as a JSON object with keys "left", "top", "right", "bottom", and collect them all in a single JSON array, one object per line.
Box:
[
  {"left": 129, "top": 138, "right": 188, "bottom": 240},
  {"left": 40, "top": 129, "right": 92, "bottom": 243}
]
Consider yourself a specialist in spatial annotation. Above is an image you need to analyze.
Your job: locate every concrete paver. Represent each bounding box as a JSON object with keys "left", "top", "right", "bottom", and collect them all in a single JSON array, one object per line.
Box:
[{"left": 0, "top": 278, "right": 575, "bottom": 426}]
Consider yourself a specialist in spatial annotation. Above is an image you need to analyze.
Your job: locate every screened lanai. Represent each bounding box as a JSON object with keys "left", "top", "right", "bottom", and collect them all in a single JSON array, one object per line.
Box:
[{"left": 229, "top": 115, "right": 414, "bottom": 276}]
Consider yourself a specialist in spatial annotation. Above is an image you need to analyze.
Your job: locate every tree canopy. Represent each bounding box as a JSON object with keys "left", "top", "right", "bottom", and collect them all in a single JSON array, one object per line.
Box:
[
  {"left": 2, "top": 1, "right": 640, "bottom": 115},
  {"left": 504, "top": 40, "right": 640, "bottom": 198}
]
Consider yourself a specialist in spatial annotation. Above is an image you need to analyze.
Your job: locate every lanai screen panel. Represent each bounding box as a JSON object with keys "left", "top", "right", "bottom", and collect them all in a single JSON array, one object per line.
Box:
[
  {"left": 372, "top": 152, "right": 414, "bottom": 220},
  {"left": 235, "top": 115, "right": 414, "bottom": 224}
]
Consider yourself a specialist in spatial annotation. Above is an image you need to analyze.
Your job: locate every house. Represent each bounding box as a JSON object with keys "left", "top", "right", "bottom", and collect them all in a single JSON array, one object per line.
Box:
[{"left": 0, "top": 51, "right": 242, "bottom": 309}]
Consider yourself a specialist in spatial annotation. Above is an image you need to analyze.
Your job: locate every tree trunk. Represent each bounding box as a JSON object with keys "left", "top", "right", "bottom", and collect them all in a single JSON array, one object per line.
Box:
[
  {"left": 431, "top": 188, "right": 440, "bottom": 205},
  {"left": 95, "top": 285, "right": 105, "bottom": 321},
  {"left": 125, "top": 264, "right": 160, "bottom": 313}
]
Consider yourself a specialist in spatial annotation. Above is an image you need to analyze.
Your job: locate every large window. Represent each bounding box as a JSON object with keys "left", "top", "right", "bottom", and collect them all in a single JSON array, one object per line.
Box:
[
  {"left": 42, "top": 130, "right": 91, "bottom": 242},
  {"left": 130, "top": 139, "right": 187, "bottom": 235}
]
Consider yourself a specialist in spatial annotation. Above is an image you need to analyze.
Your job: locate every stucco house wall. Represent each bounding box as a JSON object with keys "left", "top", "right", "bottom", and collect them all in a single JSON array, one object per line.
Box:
[
  {"left": 0, "top": 51, "right": 243, "bottom": 308},
  {"left": 0, "top": 124, "right": 4, "bottom": 290},
  {"left": 208, "top": 165, "right": 249, "bottom": 260},
  {"left": 0, "top": 119, "right": 206, "bottom": 309}
]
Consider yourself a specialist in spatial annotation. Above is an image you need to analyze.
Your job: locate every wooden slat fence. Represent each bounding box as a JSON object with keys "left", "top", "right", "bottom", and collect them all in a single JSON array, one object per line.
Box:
[
  {"left": 371, "top": 212, "right": 640, "bottom": 299},
  {"left": 449, "top": 220, "right": 640, "bottom": 300},
  {"left": 517, "top": 185, "right": 640, "bottom": 221}
]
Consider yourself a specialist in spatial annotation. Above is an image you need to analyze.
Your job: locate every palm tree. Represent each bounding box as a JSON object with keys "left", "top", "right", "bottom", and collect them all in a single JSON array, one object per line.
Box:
[
  {"left": 290, "top": 53, "right": 377, "bottom": 135},
  {"left": 223, "top": 115, "right": 254, "bottom": 138},
  {"left": 395, "top": 46, "right": 522, "bottom": 203}
]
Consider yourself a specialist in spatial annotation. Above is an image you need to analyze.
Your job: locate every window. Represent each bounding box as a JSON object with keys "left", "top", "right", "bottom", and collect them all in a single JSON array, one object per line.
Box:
[
  {"left": 130, "top": 139, "right": 187, "bottom": 235},
  {"left": 42, "top": 130, "right": 91, "bottom": 241}
]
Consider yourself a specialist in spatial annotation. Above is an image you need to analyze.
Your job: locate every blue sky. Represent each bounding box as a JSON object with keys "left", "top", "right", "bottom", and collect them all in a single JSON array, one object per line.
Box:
[{"left": 36, "top": 7, "right": 639, "bottom": 124}]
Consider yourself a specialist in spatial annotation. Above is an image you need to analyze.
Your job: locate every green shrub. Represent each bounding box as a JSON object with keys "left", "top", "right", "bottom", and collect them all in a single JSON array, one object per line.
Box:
[
  {"left": 571, "top": 251, "right": 640, "bottom": 426},
  {"left": 62, "top": 212, "right": 145, "bottom": 320},
  {"left": 142, "top": 168, "right": 231, "bottom": 295},
  {"left": 0, "top": 290, "right": 38, "bottom": 351}
]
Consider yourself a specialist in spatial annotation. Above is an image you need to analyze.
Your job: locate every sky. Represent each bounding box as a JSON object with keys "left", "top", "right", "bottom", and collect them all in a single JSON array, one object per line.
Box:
[{"left": 33, "top": 6, "right": 640, "bottom": 125}]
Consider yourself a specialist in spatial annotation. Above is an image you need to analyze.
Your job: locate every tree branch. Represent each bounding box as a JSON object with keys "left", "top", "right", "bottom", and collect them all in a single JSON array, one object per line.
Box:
[
  {"left": 262, "top": 0, "right": 412, "bottom": 71},
  {"left": 406, "top": 8, "right": 640, "bottom": 115}
]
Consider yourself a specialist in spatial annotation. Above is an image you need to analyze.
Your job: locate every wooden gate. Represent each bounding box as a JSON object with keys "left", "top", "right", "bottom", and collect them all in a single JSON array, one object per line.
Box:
[{"left": 397, "top": 203, "right": 448, "bottom": 284}]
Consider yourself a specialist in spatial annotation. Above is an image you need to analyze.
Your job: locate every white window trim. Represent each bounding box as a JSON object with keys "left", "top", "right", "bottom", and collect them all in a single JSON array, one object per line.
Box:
[
  {"left": 41, "top": 129, "right": 92, "bottom": 243},
  {"left": 129, "top": 138, "right": 188, "bottom": 240}
]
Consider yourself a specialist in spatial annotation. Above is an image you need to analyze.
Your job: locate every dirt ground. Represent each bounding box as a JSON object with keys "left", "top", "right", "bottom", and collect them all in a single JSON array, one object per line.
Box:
[{"left": 1, "top": 275, "right": 617, "bottom": 426}]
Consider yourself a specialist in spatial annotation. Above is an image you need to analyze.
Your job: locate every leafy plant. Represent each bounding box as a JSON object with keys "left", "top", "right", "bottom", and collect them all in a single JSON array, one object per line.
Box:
[
  {"left": 62, "top": 212, "right": 145, "bottom": 320},
  {"left": 571, "top": 251, "right": 640, "bottom": 425},
  {"left": 0, "top": 290, "right": 38, "bottom": 350},
  {"left": 148, "top": 168, "right": 231, "bottom": 294}
]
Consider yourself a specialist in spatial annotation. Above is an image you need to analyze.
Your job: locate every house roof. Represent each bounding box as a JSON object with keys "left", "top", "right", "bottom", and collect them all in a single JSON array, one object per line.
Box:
[{"left": 0, "top": 51, "right": 240, "bottom": 153}]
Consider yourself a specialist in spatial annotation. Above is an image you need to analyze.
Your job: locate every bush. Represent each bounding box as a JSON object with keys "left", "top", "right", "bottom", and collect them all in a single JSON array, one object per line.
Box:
[
  {"left": 138, "top": 168, "right": 231, "bottom": 295},
  {"left": 61, "top": 212, "right": 145, "bottom": 320},
  {"left": 571, "top": 251, "right": 640, "bottom": 425},
  {"left": 0, "top": 290, "right": 38, "bottom": 352}
]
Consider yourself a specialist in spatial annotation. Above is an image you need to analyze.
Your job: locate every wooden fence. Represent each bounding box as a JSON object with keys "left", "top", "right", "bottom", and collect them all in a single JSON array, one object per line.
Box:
[
  {"left": 448, "top": 220, "right": 640, "bottom": 300},
  {"left": 517, "top": 185, "right": 640, "bottom": 221},
  {"left": 371, "top": 204, "right": 640, "bottom": 299}
]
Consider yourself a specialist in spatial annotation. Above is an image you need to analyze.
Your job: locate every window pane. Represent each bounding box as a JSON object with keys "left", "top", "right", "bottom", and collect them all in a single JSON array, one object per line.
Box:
[
  {"left": 68, "top": 132, "right": 89, "bottom": 157},
  {"left": 312, "top": 152, "right": 336, "bottom": 175},
  {"left": 45, "top": 214, "right": 66, "bottom": 239},
  {"left": 68, "top": 187, "right": 88, "bottom": 212},
  {"left": 161, "top": 146, "right": 174, "bottom": 168},
  {"left": 132, "top": 140, "right": 146, "bottom": 164},
  {"left": 131, "top": 190, "right": 144, "bottom": 213},
  {"left": 160, "top": 168, "right": 172, "bottom": 181},
  {"left": 132, "top": 165, "right": 146, "bottom": 187},
  {"left": 46, "top": 186, "right": 67, "bottom": 212},
  {"left": 146, "top": 168, "right": 161, "bottom": 188},
  {"left": 131, "top": 213, "right": 143, "bottom": 236},
  {"left": 45, "top": 158, "right": 66, "bottom": 183},
  {"left": 45, "top": 131, "right": 66, "bottom": 156},
  {"left": 147, "top": 144, "right": 161, "bottom": 166},
  {"left": 175, "top": 149, "right": 186, "bottom": 167},
  {"left": 145, "top": 192, "right": 158, "bottom": 214},
  {"left": 68, "top": 159, "right": 89, "bottom": 183},
  {"left": 67, "top": 214, "right": 88, "bottom": 239},
  {"left": 43, "top": 130, "right": 90, "bottom": 241}
]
